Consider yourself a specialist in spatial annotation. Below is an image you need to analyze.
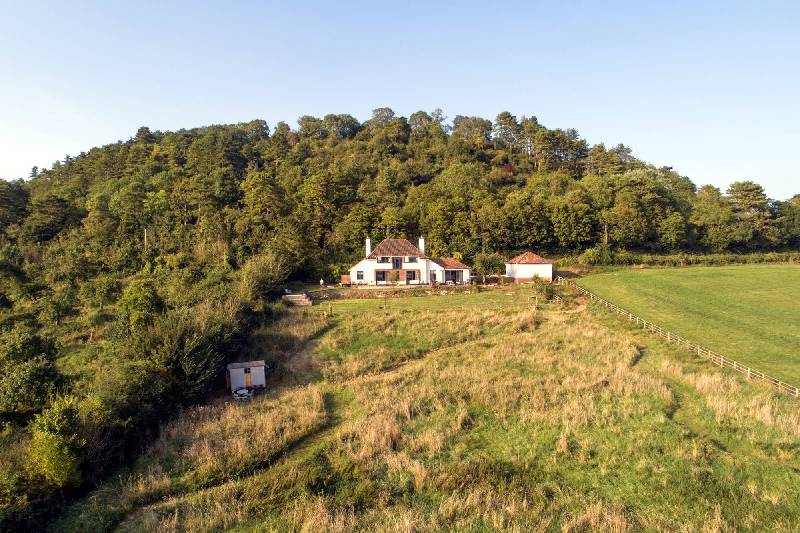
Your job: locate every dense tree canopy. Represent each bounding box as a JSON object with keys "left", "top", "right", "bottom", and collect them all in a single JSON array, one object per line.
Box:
[{"left": 4, "top": 109, "right": 793, "bottom": 286}]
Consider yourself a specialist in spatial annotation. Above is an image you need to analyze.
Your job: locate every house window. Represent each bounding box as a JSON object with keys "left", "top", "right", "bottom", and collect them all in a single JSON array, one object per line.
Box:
[
  {"left": 392, "top": 257, "right": 402, "bottom": 269},
  {"left": 430, "top": 272, "right": 437, "bottom": 282},
  {"left": 407, "top": 256, "right": 417, "bottom": 263},
  {"left": 445, "top": 270, "right": 461, "bottom": 283},
  {"left": 356, "top": 271, "right": 364, "bottom": 280},
  {"left": 376, "top": 271, "right": 386, "bottom": 282},
  {"left": 406, "top": 271, "right": 416, "bottom": 282},
  {"left": 378, "top": 256, "right": 389, "bottom": 263}
]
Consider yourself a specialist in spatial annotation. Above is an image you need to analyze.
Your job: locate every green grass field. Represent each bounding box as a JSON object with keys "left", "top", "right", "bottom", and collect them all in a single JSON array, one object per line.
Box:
[
  {"left": 579, "top": 265, "right": 800, "bottom": 385},
  {"left": 52, "top": 285, "right": 800, "bottom": 532}
]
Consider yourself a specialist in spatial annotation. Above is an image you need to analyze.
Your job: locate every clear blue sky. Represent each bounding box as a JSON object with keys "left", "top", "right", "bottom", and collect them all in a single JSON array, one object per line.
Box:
[{"left": 1, "top": 1, "right": 798, "bottom": 199}]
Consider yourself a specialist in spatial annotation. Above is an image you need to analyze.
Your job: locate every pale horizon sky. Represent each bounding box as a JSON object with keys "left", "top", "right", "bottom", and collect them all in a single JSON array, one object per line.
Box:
[{"left": 1, "top": 1, "right": 798, "bottom": 199}]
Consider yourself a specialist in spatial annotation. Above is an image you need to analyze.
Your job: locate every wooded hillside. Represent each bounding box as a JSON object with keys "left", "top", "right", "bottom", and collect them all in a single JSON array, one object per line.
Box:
[{"left": 3, "top": 108, "right": 799, "bottom": 284}]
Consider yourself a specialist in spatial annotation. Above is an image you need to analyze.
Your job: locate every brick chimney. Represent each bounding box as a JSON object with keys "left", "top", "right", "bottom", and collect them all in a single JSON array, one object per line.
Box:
[{"left": 365, "top": 237, "right": 372, "bottom": 257}]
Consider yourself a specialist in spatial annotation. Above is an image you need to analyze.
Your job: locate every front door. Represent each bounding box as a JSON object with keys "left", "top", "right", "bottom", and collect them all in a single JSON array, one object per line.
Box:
[{"left": 392, "top": 257, "right": 402, "bottom": 269}]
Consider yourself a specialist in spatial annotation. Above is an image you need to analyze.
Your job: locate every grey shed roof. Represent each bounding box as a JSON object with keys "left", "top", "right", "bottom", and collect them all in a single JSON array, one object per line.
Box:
[{"left": 227, "top": 360, "right": 266, "bottom": 370}]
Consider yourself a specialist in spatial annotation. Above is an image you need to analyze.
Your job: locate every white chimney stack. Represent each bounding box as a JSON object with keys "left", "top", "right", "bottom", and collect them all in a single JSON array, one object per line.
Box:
[
  {"left": 418, "top": 236, "right": 425, "bottom": 255},
  {"left": 365, "top": 237, "right": 372, "bottom": 257}
]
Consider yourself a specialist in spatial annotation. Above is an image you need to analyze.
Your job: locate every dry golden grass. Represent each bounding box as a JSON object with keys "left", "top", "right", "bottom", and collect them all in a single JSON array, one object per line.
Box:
[
  {"left": 660, "top": 360, "right": 800, "bottom": 437},
  {"left": 560, "top": 500, "right": 637, "bottom": 533},
  {"left": 288, "top": 497, "right": 356, "bottom": 533},
  {"left": 175, "top": 386, "right": 325, "bottom": 483},
  {"left": 55, "top": 288, "right": 800, "bottom": 532},
  {"left": 316, "top": 305, "right": 540, "bottom": 382},
  {"left": 71, "top": 384, "right": 327, "bottom": 532}
]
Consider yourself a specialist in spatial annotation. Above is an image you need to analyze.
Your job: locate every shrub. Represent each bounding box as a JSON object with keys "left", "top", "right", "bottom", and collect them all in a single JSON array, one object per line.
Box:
[
  {"left": 532, "top": 278, "right": 554, "bottom": 299},
  {"left": 0, "top": 324, "right": 56, "bottom": 364},
  {"left": 472, "top": 252, "right": 506, "bottom": 277},
  {"left": 78, "top": 275, "right": 120, "bottom": 311},
  {"left": 136, "top": 304, "right": 242, "bottom": 403},
  {"left": 0, "top": 356, "right": 57, "bottom": 414},
  {"left": 78, "top": 360, "right": 172, "bottom": 476},
  {"left": 118, "top": 279, "right": 165, "bottom": 332},
  {"left": 580, "top": 244, "right": 614, "bottom": 265},
  {"left": 576, "top": 248, "right": 800, "bottom": 267},
  {"left": 27, "top": 397, "right": 84, "bottom": 490},
  {"left": 38, "top": 285, "right": 78, "bottom": 326},
  {"left": 0, "top": 324, "right": 59, "bottom": 415},
  {"left": 613, "top": 249, "right": 636, "bottom": 265},
  {"left": 238, "top": 251, "right": 290, "bottom": 305}
]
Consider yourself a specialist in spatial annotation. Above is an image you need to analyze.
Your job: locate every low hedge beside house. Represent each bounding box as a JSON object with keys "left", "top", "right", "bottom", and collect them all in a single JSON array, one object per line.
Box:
[
  {"left": 556, "top": 248, "right": 800, "bottom": 268},
  {"left": 310, "top": 285, "right": 481, "bottom": 301}
]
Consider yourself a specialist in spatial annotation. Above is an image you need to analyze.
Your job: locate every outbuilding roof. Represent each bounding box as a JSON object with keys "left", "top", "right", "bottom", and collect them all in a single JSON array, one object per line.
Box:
[
  {"left": 227, "top": 360, "right": 266, "bottom": 369},
  {"left": 431, "top": 257, "right": 470, "bottom": 269},
  {"left": 506, "top": 251, "right": 553, "bottom": 265},
  {"left": 368, "top": 238, "right": 426, "bottom": 259}
]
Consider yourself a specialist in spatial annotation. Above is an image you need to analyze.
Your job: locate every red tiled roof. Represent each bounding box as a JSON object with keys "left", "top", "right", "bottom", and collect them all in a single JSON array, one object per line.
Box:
[
  {"left": 368, "top": 239, "right": 425, "bottom": 258},
  {"left": 506, "top": 251, "right": 552, "bottom": 264},
  {"left": 431, "top": 257, "right": 470, "bottom": 269}
]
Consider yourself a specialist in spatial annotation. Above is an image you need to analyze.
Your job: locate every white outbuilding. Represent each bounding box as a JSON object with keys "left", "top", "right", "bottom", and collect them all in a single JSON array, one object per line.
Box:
[
  {"left": 226, "top": 361, "right": 267, "bottom": 391},
  {"left": 504, "top": 251, "right": 554, "bottom": 282}
]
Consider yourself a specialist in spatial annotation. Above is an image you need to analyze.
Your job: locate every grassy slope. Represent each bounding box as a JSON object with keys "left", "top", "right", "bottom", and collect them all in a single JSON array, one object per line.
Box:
[
  {"left": 53, "top": 286, "right": 800, "bottom": 532},
  {"left": 579, "top": 265, "right": 800, "bottom": 385}
]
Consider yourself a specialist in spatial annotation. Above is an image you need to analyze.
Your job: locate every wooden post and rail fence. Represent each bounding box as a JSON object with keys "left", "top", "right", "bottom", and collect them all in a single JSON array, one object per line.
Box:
[{"left": 555, "top": 275, "right": 800, "bottom": 399}]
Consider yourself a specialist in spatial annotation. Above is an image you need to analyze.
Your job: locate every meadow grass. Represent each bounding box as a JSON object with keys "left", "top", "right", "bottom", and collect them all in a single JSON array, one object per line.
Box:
[
  {"left": 579, "top": 264, "right": 800, "bottom": 385},
  {"left": 53, "top": 285, "right": 800, "bottom": 532}
]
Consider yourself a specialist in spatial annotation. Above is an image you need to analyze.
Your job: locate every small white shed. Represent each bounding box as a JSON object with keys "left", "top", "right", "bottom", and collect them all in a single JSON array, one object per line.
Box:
[
  {"left": 226, "top": 361, "right": 267, "bottom": 391},
  {"left": 505, "top": 251, "right": 554, "bottom": 282}
]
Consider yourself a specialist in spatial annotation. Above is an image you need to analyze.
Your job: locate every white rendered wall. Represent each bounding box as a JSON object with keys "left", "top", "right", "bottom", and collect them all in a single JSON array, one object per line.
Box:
[
  {"left": 349, "top": 259, "right": 376, "bottom": 285},
  {"left": 505, "top": 263, "right": 553, "bottom": 280}
]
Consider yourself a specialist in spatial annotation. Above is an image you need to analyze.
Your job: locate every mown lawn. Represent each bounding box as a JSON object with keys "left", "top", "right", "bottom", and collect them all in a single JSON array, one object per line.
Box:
[
  {"left": 52, "top": 285, "right": 800, "bottom": 532},
  {"left": 579, "top": 264, "right": 800, "bottom": 385}
]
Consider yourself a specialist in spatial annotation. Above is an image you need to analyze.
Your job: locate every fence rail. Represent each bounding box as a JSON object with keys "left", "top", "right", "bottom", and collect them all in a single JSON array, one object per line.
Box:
[{"left": 555, "top": 276, "right": 800, "bottom": 398}]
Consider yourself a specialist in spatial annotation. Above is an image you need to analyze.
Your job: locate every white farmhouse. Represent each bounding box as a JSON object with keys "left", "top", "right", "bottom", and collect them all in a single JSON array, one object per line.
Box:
[
  {"left": 504, "top": 251, "right": 554, "bottom": 282},
  {"left": 347, "top": 237, "right": 471, "bottom": 286}
]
